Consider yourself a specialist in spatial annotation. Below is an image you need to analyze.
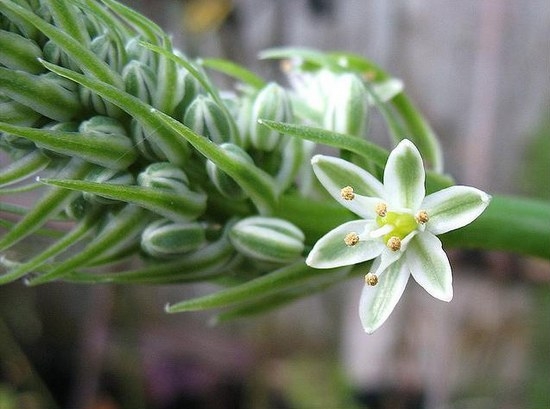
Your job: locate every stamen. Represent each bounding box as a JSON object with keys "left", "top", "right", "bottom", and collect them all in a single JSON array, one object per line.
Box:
[
  {"left": 341, "top": 186, "right": 355, "bottom": 201},
  {"left": 365, "top": 273, "right": 378, "bottom": 286},
  {"left": 375, "top": 202, "right": 387, "bottom": 217},
  {"left": 344, "top": 232, "right": 360, "bottom": 246},
  {"left": 387, "top": 236, "right": 401, "bottom": 251},
  {"left": 416, "top": 210, "right": 429, "bottom": 224}
]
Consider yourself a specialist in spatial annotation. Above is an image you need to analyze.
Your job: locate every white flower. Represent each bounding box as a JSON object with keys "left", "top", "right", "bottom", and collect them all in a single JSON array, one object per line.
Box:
[{"left": 305, "top": 139, "right": 491, "bottom": 333}]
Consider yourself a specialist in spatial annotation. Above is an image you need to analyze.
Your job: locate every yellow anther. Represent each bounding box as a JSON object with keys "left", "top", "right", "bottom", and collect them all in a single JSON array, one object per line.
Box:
[
  {"left": 416, "top": 210, "right": 429, "bottom": 224},
  {"left": 375, "top": 202, "right": 388, "bottom": 217},
  {"left": 341, "top": 186, "right": 355, "bottom": 201},
  {"left": 344, "top": 232, "right": 360, "bottom": 247},
  {"left": 387, "top": 236, "right": 401, "bottom": 251},
  {"left": 365, "top": 273, "right": 378, "bottom": 286}
]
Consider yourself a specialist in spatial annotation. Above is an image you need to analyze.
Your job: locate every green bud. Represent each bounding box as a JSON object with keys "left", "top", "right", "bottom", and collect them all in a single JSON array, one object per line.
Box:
[
  {"left": 43, "top": 40, "right": 80, "bottom": 72},
  {"left": 0, "top": 97, "right": 42, "bottom": 126},
  {"left": 323, "top": 73, "right": 368, "bottom": 137},
  {"left": 0, "top": 69, "right": 81, "bottom": 122},
  {"left": 122, "top": 60, "right": 156, "bottom": 104},
  {"left": 137, "top": 162, "right": 190, "bottom": 193},
  {"left": 83, "top": 167, "right": 135, "bottom": 205},
  {"left": 90, "top": 33, "right": 123, "bottom": 73},
  {"left": 249, "top": 83, "right": 292, "bottom": 151},
  {"left": 0, "top": 29, "right": 44, "bottom": 73},
  {"left": 184, "top": 95, "right": 233, "bottom": 144},
  {"left": 129, "top": 118, "right": 168, "bottom": 162},
  {"left": 125, "top": 36, "right": 156, "bottom": 67},
  {"left": 141, "top": 218, "right": 206, "bottom": 258},
  {"left": 79, "top": 83, "right": 124, "bottom": 118},
  {"left": 78, "top": 116, "right": 137, "bottom": 168},
  {"left": 206, "top": 143, "right": 253, "bottom": 199},
  {"left": 229, "top": 216, "right": 305, "bottom": 263},
  {"left": 173, "top": 68, "right": 202, "bottom": 118},
  {"left": 65, "top": 194, "right": 93, "bottom": 220}
]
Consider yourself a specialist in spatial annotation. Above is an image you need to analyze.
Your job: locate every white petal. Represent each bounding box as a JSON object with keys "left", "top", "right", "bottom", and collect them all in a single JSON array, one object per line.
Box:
[
  {"left": 421, "top": 185, "right": 491, "bottom": 234},
  {"left": 359, "top": 258, "right": 410, "bottom": 333},
  {"left": 311, "top": 155, "right": 387, "bottom": 218},
  {"left": 372, "top": 247, "right": 403, "bottom": 276},
  {"left": 383, "top": 139, "right": 425, "bottom": 210},
  {"left": 306, "top": 220, "right": 385, "bottom": 269},
  {"left": 407, "top": 233, "right": 453, "bottom": 301}
]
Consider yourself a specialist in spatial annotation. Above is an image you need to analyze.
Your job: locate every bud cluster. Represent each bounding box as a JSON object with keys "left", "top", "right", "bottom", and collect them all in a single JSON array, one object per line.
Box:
[{"left": 0, "top": 1, "right": 376, "bottom": 287}]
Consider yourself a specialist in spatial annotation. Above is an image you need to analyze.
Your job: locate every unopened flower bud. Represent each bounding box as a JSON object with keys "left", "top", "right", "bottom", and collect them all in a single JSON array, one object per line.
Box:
[
  {"left": 137, "top": 162, "right": 190, "bottom": 193},
  {"left": 249, "top": 83, "right": 292, "bottom": 151},
  {"left": 122, "top": 60, "right": 156, "bottom": 104},
  {"left": 206, "top": 143, "right": 253, "bottom": 200},
  {"left": 141, "top": 218, "right": 206, "bottom": 258},
  {"left": 184, "top": 95, "right": 233, "bottom": 144},
  {"left": 323, "top": 73, "right": 368, "bottom": 137},
  {"left": 90, "top": 33, "right": 123, "bottom": 72},
  {"left": 0, "top": 29, "right": 44, "bottom": 73},
  {"left": 229, "top": 216, "right": 305, "bottom": 263}
]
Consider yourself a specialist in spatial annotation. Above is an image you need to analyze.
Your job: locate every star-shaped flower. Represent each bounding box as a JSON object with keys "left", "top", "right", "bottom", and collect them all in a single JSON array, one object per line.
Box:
[{"left": 306, "top": 139, "right": 491, "bottom": 333}]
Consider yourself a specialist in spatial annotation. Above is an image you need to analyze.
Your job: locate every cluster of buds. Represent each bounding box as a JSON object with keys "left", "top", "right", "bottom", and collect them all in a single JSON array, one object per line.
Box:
[{"left": 0, "top": 0, "right": 374, "bottom": 286}]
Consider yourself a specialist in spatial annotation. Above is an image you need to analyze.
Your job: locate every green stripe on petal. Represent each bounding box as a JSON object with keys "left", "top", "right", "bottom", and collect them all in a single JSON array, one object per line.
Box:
[
  {"left": 422, "top": 185, "right": 491, "bottom": 235},
  {"left": 384, "top": 139, "right": 425, "bottom": 209},
  {"left": 407, "top": 232, "right": 453, "bottom": 302},
  {"left": 359, "top": 257, "right": 410, "bottom": 334},
  {"left": 305, "top": 220, "right": 384, "bottom": 268}
]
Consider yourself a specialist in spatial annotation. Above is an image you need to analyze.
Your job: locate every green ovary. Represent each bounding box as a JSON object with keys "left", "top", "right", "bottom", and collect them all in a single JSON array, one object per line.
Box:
[{"left": 376, "top": 211, "right": 417, "bottom": 243}]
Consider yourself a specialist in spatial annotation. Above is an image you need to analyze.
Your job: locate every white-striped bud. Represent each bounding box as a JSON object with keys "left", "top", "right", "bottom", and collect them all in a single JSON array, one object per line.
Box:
[
  {"left": 137, "top": 162, "right": 189, "bottom": 193},
  {"left": 141, "top": 218, "right": 206, "bottom": 258},
  {"left": 229, "top": 216, "right": 305, "bottom": 263},
  {"left": 184, "top": 95, "right": 233, "bottom": 144},
  {"left": 249, "top": 83, "right": 293, "bottom": 151},
  {"left": 206, "top": 143, "right": 253, "bottom": 199},
  {"left": 323, "top": 73, "right": 368, "bottom": 137}
]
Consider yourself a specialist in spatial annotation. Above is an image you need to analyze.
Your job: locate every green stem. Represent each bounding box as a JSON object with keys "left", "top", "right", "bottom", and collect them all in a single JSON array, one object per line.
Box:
[{"left": 278, "top": 193, "right": 550, "bottom": 261}]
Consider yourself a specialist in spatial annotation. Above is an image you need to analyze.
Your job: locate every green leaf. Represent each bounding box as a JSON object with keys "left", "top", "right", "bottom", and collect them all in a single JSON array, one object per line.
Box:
[
  {"left": 213, "top": 267, "right": 350, "bottom": 323},
  {"left": 0, "top": 208, "right": 100, "bottom": 284},
  {"left": 0, "top": 29, "right": 44, "bottom": 73},
  {"left": 0, "top": 0, "right": 122, "bottom": 87},
  {"left": 39, "top": 178, "right": 206, "bottom": 222},
  {"left": 27, "top": 205, "right": 147, "bottom": 284},
  {"left": 66, "top": 233, "right": 235, "bottom": 284},
  {"left": 44, "top": 0, "right": 90, "bottom": 45},
  {"left": 166, "top": 260, "right": 342, "bottom": 313},
  {"left": 0, "top": 150, "right": 50, "bottom": 187},
  {"left": 259, "top": 119, "right": 388, "bottom": 168},
  {"left": 0, "top": 122, "right": 137, "bottom": 170},
  {"left": 0, "top": 158, "right": 92, "bottom": 252},
  {"left": 100, "top": 0, "right": 164, "bottom": 44},
  {"left": 0, "top": 67, "right": 81, "bottom": 122},
  {"left": 259, "top": 120, "right": 453, "bottom": 192},
  {"left": 199, "top": 57, "right": 266, "bottom": 89},
  {"left": 41, "top": 60, "right": 278, "bottom": 214}
]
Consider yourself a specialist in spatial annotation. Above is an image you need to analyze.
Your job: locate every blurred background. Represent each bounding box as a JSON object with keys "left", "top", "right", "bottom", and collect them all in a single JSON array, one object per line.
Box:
[{"left": 1, "top": 0, "right": 549, "bottom": 408}]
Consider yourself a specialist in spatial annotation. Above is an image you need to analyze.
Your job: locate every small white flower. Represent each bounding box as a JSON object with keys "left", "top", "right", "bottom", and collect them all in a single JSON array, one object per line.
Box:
[{"left": 306, "top": 139, "right": 491, "bottom": 333}]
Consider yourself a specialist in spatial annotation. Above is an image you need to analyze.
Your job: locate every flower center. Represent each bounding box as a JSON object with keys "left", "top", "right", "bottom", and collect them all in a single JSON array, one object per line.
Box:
[{"left": 375, "top": 210, "right": 418, "bottom": 246}]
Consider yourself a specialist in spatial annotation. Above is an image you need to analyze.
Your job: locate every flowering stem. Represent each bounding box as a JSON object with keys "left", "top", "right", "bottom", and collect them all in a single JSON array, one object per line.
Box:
[{"left": 278, "top": 193, "right": 550, "bottom": 260}]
